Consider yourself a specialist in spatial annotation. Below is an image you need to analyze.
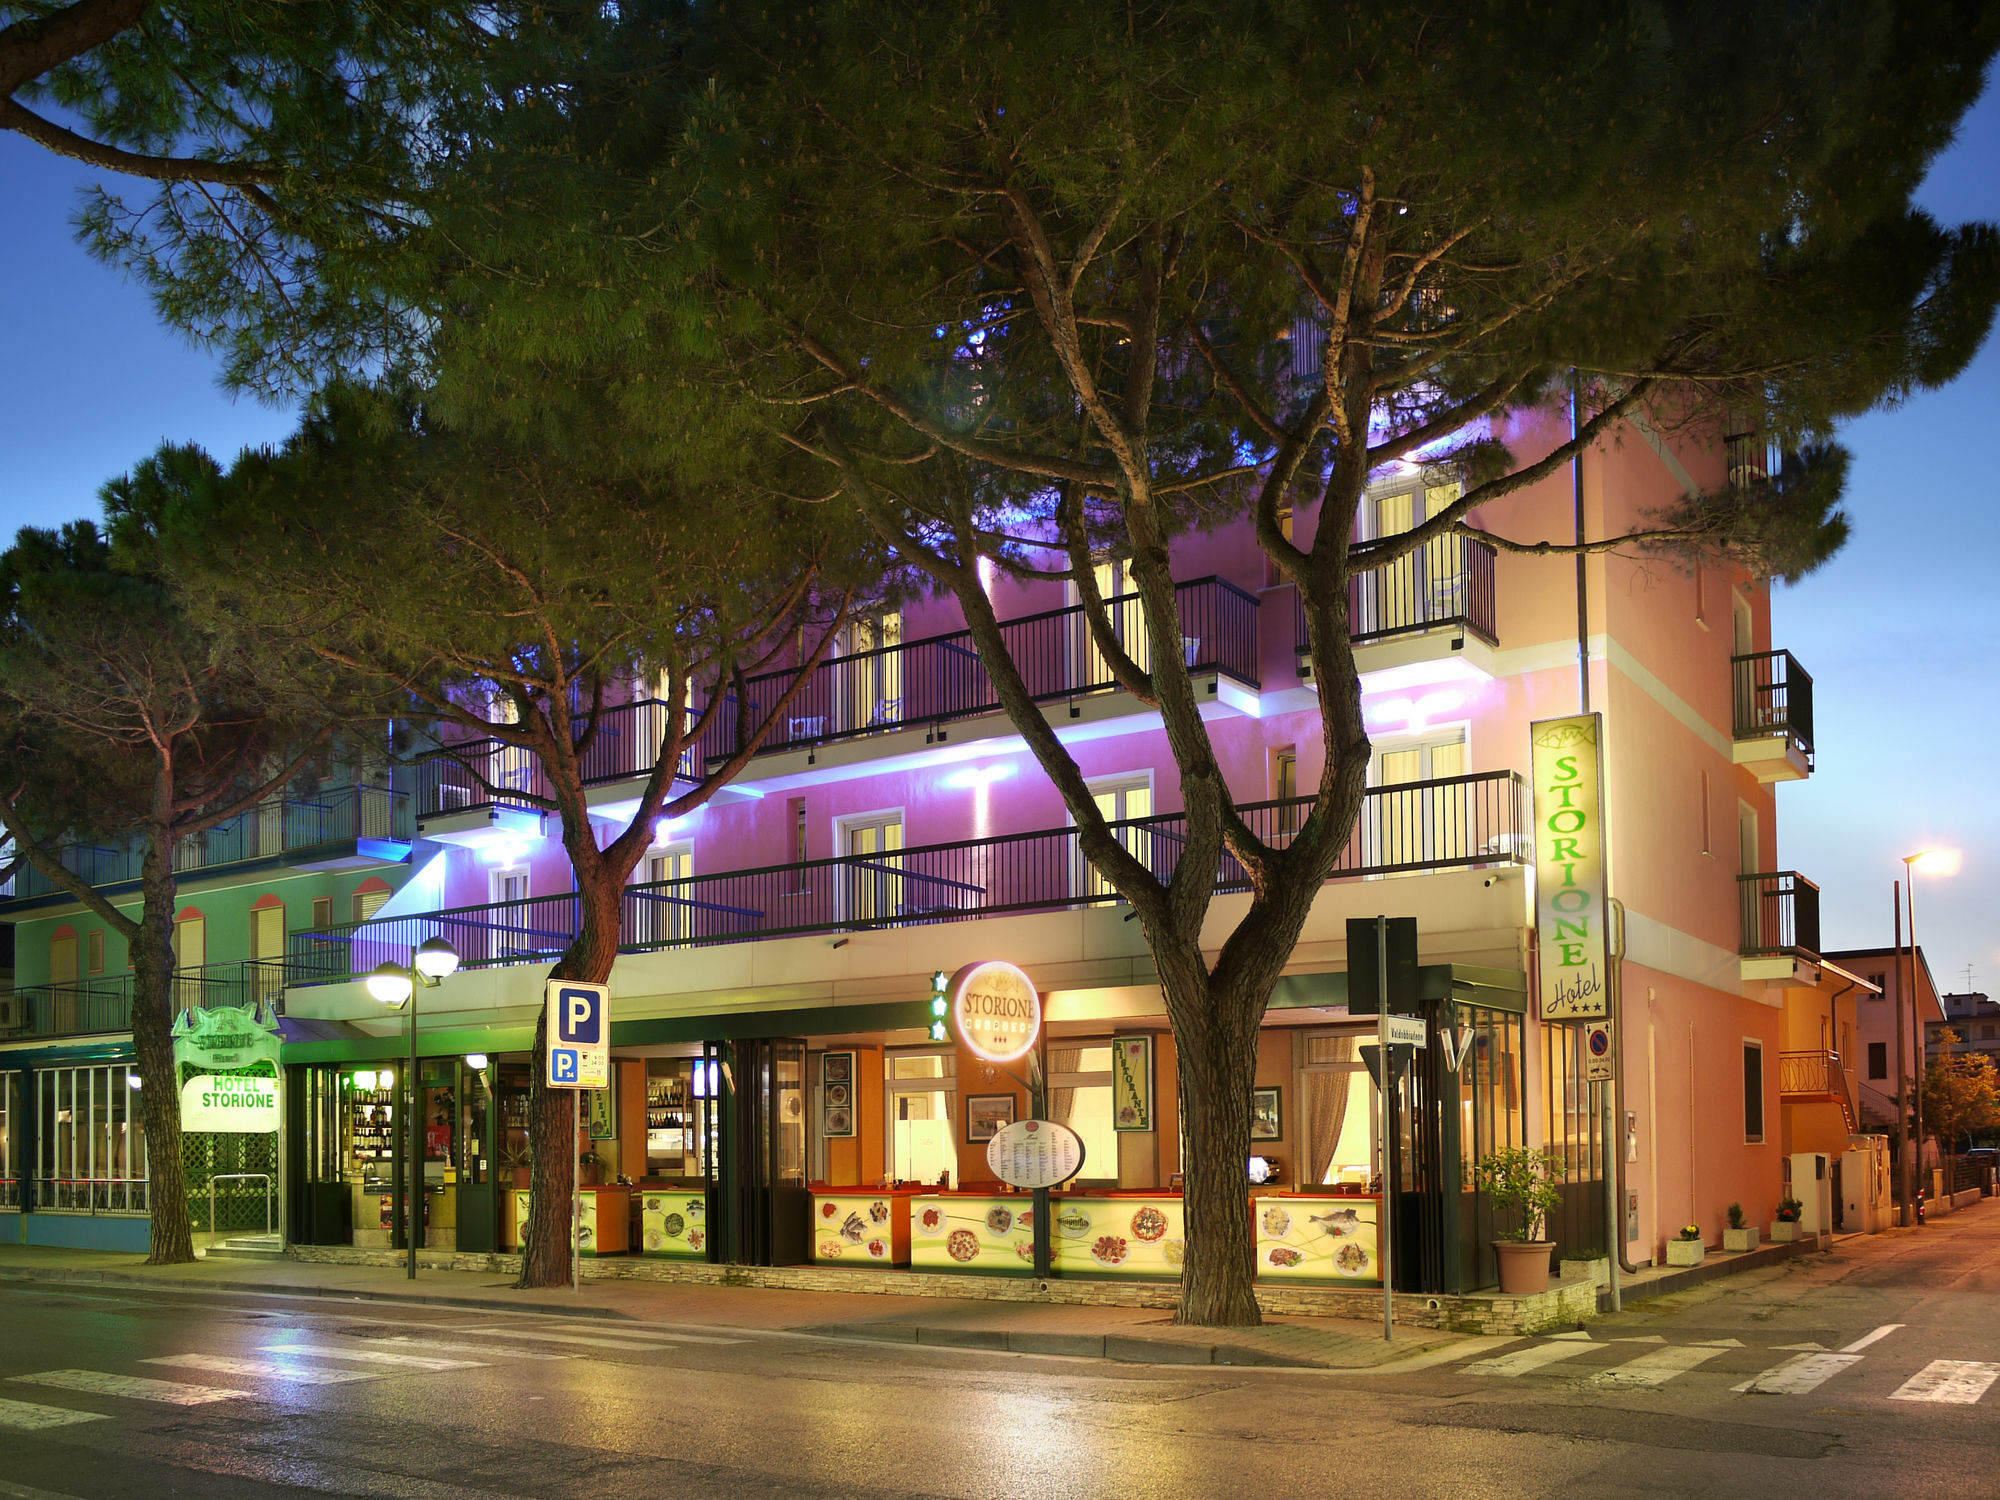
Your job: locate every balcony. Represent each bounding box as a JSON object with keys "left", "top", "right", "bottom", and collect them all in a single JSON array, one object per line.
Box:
[
  {"left": 1732, "top": 650, "right": 1814, "bottom": 782},
  {"left": 1296, "top": 537, "right": 1498, "bottom": 684},
  {"left": 0, "top": 786, "right": 412, "bottom": 909},
  {"left": 297, "top": 770, "right": 1530, "bottom": 985},
  {"left": 1739, "top": 870, "right": 1821, "bottom": 985},
  {"left": 1725, "top": 431, "right": 1780, "bottom": 489},
  {"left": 415, "top": 577, "right": 1262, "bottom": 823},
  {"left": 0, "top": 960, "right": 289, "bottom": 1040},
  {"left": 1780, "top": 1049, "right": 1857, "bottom": 1132}
]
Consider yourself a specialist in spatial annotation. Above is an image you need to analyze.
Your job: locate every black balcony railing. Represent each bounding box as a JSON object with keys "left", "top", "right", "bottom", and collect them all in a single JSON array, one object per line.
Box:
[
  {"left": 414, "top": 699, "right": 703, "bottom": 819},
  {"left": 293, "top": 770, "right": 1529, "bottom": 985},
  {"left": 1724, "top": 431, "right": 1779, "bottom": 489},
  {"left": 1732, "top": 650, "right": 1814, "bottom": 766},
  {"left": 692, "top": 576, "right": 1262, "bottom": 766},
  {"left": 0, "top": 786, "right": 411, "bottom": 902},
  {"left": 1295, "top": 537, "right": 1497, "bottom": 659},
  {"left": 415, "top": 579, "right": 1262, "bottom": 820},
  {"left": 1739, "top": 871, "right": 1821, "bottom": 959},
  {"left": 5, "top": 960, "right": 288, "bottom": 1039}
]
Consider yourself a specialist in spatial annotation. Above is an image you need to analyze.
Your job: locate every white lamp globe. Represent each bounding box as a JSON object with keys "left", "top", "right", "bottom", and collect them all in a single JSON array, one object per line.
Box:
[
  {"left": 414, "top": 937, "right": 461, "bottom": 981},
  {"left": 367, "top": 963, "right": 414, "bottom": 1007}
]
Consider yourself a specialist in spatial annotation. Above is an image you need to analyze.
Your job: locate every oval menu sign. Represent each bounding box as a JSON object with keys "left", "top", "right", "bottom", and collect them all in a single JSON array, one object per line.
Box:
[
  {"left": 986, "top": 1118, "right": 1086, "bottom": 1190},
  {"left": 949, "top": 960, "right": 1040, "bottom": 1064}
]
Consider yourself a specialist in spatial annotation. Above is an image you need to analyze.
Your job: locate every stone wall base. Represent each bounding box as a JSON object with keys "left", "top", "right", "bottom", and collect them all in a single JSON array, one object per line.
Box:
[{"left": 284, "top": 1245, "right": 1597, "bottom": 1335}]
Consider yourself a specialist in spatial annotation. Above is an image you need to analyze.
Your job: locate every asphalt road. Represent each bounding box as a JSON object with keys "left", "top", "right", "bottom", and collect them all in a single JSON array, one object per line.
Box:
[{"left": 2, "top": 1205, "right": 1997, "bottom": 1499}]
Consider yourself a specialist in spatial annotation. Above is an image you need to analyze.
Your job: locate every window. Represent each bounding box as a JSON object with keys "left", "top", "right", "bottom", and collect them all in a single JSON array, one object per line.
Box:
[
  {"left": 1699, "top": 770, "right": 1712, "bottom": 857},
  {"left": 1369, "top": 729, "right": 1469, "bottom": 868},
  {"left": 844, "top": 611, "right": 903, "bottom": 731},
  {"left": 1047, "top": 1042, "right": 1116, "bottom": 1185},
  {"left": 1743, "top": 1042, "right": 1765, "bottom": 1143},
  {"left": 0, "top": 1073, "right": 15, "bottom": 1207},
  {"left": 1082, "top": 775, "right": 1153, "bottom": 899},
  {"left": 1737, "top": 803, "right": 1759, "bottom": 876},
  {"left": 35, "top": 1065, "right": 147, "bottom": 1213},
  {"left": 1694, "top": 564, "right": 1707, "bottom": 628},
  {"left": 634, "top": 844, "right": 692, "bottom": 945},
  {"left": 884, "top": 1050, "right": 957, "bottom": 1188},
  {"left": 172, "top": 912, "right": 206, "bottom": 1008},
  {"left": 491, "top": 870, "right": 528, "bottom": 906},
  {"left": 1732, "top": 591, "right": 1754, "bottom": 657},
  {"left": 250, "top": 904, "right": 285, "bottom": 961},
  {"left": 352, "top": 880, "right": 391, "bottom": 923},
  {"left": 49, "top": 930, "right": 78, "bottom": 986},
  {"left": 1264, "top": 506, "right": 1297, "bottom": 587},
  {"left": 1073, "top": 558, "right": 1152, "bottom": 682},
  {"left": 85, "top": 930, "right": 105, "bottom": 975},
  {"left": 1272, "top": 747, "right": 1299, "bottom": 838},
  {"left": 838, "top": 811, "right": 904, "bottom": 922},
  {"left": 1868, "top": 1042, "right": 1887, "bottom": 1080},
  {"left": 1867, "top": 972, "right": 1886, "bottom": 999},
  {"left": 311, "top": 896, "right": 333, "bottom": 931}
]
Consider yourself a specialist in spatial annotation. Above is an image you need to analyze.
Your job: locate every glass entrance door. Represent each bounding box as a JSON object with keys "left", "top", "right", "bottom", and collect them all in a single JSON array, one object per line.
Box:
[{"left": 703, "top": 1037, "right": 810, "bottom": 1265}]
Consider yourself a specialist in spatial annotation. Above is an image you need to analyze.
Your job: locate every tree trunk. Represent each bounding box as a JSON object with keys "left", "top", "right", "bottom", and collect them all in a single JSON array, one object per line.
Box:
[
  {"left": 516, "top": 868, "right": 624, "bottom": 1289},
  {"left": 1156, "top": 943, "right": 1265, "bottom": 1327},
  {"left": 132, "top": 831, "right": 192, "bottom": 1264}
]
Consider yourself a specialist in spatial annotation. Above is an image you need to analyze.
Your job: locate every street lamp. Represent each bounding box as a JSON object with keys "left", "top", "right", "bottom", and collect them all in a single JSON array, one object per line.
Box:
[
  {"left": 368, "top": 936, "right": 461, "bottom": 1279},
  {"left": 1897, "top": 849, "right": 1958, "bottom": 1226}
]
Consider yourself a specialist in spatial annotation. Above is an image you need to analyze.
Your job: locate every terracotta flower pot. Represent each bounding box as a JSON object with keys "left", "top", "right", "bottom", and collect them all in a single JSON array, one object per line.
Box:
[{"left": 1493, "top": 1239, "right": 1555, "bottom": 1295}]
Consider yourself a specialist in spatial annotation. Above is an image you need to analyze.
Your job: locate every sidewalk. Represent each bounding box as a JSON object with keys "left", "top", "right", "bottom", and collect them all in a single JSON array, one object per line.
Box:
[{"left": 0, "top": 1244, "right": 1459, "bottom": 1370}]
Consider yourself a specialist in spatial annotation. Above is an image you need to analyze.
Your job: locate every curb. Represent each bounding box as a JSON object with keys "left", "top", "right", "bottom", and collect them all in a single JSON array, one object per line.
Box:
[
  {"left": 1598, "top": 1237, "right": 1817, "bottom": 1310},
  {"left": 0, "top": 1265, "right": 640, "bottom": 1321},
  {"left": 799, "top": 1320, "right": 1337, "bottom": 1367}
]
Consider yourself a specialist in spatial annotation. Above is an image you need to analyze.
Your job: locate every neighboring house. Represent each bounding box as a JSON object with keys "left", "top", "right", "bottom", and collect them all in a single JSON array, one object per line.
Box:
[
  {"left": 1825, "top": 944, "right": 1945, "bottom": 1167},
  {"left": 1, "top": 411, "right": 1853, "bottom": 1288}
]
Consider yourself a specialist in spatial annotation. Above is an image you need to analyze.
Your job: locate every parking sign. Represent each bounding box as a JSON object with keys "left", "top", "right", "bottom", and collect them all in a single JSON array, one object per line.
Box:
[{"left": 545, "top": 981, "right": 609, "bottom": 1089}]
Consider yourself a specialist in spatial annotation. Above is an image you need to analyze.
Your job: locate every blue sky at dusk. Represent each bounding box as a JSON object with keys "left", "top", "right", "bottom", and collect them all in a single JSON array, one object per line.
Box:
[{"left": 0, "top": 81, "right": 1995, "bottom": 994}]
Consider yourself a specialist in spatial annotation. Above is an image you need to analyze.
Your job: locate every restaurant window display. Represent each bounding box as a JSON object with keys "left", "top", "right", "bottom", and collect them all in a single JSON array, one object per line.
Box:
[
  {"left": 34, "top": 1065, "right": 147, "bottom": 1214},
  {"left": 886, "top": 1050, "right": 956, "bottom": 1187},
  {"left": 639, "top": 1056, "right": 716, "bottom": 1259}
]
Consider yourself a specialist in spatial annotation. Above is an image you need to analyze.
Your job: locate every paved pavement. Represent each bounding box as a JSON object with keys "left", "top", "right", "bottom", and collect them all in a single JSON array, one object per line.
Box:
[{"left": 0, "top": 1199, "right": 1993, "bottom": 1497}]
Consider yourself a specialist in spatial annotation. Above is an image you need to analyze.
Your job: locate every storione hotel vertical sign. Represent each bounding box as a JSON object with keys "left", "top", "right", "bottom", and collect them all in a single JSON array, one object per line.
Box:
[{"left": 1531, "top": 714, "right": 1609, "bottom": 1020}]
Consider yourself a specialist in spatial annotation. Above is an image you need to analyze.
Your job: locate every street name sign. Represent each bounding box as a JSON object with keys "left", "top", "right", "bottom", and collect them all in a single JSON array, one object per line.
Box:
[
  {"left": 546, "top": 980, "right": 610, "bottom": 1090},
  {"left": 1384, "top": 1015, "right": 1428, "bottom": 1048}
]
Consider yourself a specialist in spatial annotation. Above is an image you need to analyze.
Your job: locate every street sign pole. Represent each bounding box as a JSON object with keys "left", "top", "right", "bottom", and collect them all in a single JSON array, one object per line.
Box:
[
  {"left": 572, "top": 1090, "right": 581, "bottom": 1295},
  {"left": 1377, "top": 916, "right": 1393, "bottom": 1342},
  {"left": 545, "top": 980, "right": 611, "bottom": 1298}
]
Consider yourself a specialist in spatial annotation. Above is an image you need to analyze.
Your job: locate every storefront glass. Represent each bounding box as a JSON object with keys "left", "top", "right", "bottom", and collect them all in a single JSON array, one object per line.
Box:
[
  {"left": 886, "top": 1050, "right": 955, "bottom": 1186},
  {"left": 0, "top": 1072, "right": 16, "bottom": 1207},
  {"left": 1047, "top": 1043, "right": 1116, "bottom": 1184},
  {"left": 35, "top": 1064, "right": 147, "bottom": 1213}
]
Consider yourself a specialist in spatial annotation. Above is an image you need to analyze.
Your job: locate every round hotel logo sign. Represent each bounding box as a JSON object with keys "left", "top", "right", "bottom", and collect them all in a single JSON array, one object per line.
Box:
[{"left": 949, "top": 960, "right": 1041, "bottom": 1064}]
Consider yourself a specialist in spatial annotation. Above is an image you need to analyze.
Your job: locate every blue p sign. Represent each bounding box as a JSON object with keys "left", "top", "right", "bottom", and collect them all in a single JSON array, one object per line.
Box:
[
  {"left": 555, "top": 985, "right": 601, "bottom": 1046},
  {"left": 551, "top": 1049, "right": 579, "bottom": 1084}
]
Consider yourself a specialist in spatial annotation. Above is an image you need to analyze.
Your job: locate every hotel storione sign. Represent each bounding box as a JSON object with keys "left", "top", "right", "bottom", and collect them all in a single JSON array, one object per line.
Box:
[{"left": 1531, "top": 713, "right": 1609, "bottom": 1020}]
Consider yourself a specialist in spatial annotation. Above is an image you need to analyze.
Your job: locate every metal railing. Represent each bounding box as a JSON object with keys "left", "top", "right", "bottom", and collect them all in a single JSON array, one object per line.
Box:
[
  {"left": 1, "top": 785, "right": 411, "bottom": 902},
  {"left": 1295, "top": 537, "right": 1497, "bottom": 658},
  {"left": 292, "top": 770, "right": 1530, "bottom": 984},
  {"left": 413, "top": 580, "right": 1262, "bottom": 821},
  {"left": 207, "top": 1172, "right": 274, "bottom": 1238},
  {"left": 1732, "top": 650, "right": 1814, "bottom": 766},
  {"left": 8, "top": 959, "right": 288, "bottom": 1039},
  {"left": 1778, "top": 1049, "right": 1856, "bottom": 1130},
  {"left": 1739, "top": 871, "right": 1821, "bottom": 959},
  {"left": 414, "top": 699, "right": 704, "bottom": 820},
  {"left": 35, "top": 1177, "right": 149, "bottom": 1214},
  {"left": 1725, "top": 431, "right": 1780, "bottom": 488}
]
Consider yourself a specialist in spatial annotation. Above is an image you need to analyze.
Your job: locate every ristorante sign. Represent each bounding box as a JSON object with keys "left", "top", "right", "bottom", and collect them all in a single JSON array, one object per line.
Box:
[
  {"left": 949, "top": 960, "right": 1041, "bottom": 1064},
  {"left": 1531, "top": 713, "right": 1609, "bottom": 1020}
]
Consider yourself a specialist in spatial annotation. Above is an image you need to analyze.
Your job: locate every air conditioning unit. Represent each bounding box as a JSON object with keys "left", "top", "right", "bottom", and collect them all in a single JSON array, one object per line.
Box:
[{"left": 0, "top": 994, "right": 23, "bottom": 1032}]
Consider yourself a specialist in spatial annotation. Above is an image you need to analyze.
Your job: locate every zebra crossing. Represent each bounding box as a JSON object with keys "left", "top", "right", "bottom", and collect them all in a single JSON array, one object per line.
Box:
[
  {"left": 1455, "top": 1323, "right": 2000, "bottom": 1405},
  {"left": 0, "top": 1316, "right": 746, "bottom": 1433}
]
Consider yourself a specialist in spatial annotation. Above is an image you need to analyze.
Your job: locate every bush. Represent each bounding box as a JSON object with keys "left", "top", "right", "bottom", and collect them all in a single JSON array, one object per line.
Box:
[
  {"left": 1726, "top": 1202, "right": 1745, "bottom": 1230},
  {"left": 1474, "top": 1147, "right": 1566, "bottom": 1242},
  {"left": 1776, "top": 1197, "right": 1803, "bottom": 1222}
]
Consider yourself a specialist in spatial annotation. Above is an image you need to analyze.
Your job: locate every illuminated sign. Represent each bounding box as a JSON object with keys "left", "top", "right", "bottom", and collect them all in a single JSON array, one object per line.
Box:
[
  {"left": 179, "top": 1073, "right": 279, "bottom": 1133},
  {"left": 1531, "top": 713, "right": 1609, "bottom": 1020},
  {"left": 949, "top": 960, "right": 1041, "bottom": 1064}
]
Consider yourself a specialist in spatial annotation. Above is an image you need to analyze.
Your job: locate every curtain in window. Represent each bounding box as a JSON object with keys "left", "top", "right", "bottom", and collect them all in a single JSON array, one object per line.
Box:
[
  {"left": 1305, "top": 1036, "right": 1355, "bottom": 1185},
  {"left": 1047, "top": 1046, "right": 1082, "bottom": 1127}
]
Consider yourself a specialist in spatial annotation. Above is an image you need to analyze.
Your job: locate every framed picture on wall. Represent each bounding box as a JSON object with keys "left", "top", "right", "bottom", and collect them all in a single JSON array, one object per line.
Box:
[
  {"left": 1250, "top": 1086, "right": 1284, "bottom": 1142},
  {"left": 821, "top": 1051, "right": 857, "bottom": 1137},
  {"left": 965, "top": 1094, "right": 1016, "bottom": 1143}
]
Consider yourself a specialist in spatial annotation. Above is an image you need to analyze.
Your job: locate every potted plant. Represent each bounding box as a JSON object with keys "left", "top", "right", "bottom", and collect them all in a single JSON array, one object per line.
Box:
[
  {"left": 1770, "top": 1197, "right": 1803, "bottom": 1242},
  {"left": 1476, "top": 1146, "right": 1565, "bottom": 1294},
  {"left": 1723, "top": 1202, "right": 1758, "bottom": 1253},
  {"left": 1666, "top": 1222, "right": 1706, "bottom": 1266}
]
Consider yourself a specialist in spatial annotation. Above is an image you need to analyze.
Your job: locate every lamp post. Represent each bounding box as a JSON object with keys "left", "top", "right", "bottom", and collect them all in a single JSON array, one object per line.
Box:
[
  {"left": 367, "top": 937, "right": 461, "bottom": 1279},
  {"left": 1900, "top": 850, "right": 1958, "bottom": 1223}
]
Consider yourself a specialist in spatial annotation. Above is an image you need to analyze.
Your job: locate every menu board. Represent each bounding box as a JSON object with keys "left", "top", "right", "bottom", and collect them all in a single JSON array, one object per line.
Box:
[
  {"left": 809, "top": 1193, "right": 909, "bottom": 1265},
  {"left": 1254, "top": 1195, "right": 1380, "bottom": 1283},
  {"left": 1051, "top": 1195, "right": 1185, "bottom": 1277},
  {"left": 909, "top": 1194, "right": 1035, "bottom": 1274},
  {"left": 985, "top": 1119, "right": 1085, "bottom": 1189},
  {"left": 640, "top": 1190, "right": 708, "bottom": 1259},
  {"left": 510, "top": 1189, "right": 594, "bottom": 1255}
]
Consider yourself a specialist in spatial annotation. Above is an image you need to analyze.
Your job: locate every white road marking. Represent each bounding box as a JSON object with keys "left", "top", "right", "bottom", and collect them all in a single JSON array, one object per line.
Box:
[
  {"left": 1589, "top": 1345, "right": 1726, "bottom": 1387},
  {"left": 1733, "top": 1352, "right": 1861, "bottom": 1395},
  {"left": 142, "top": 1354, "right": 383, "bottom": 1385},
  {"left": 1774, "top": 1342, "right": 1829, "bottom": 1352},
  {"left": 352, "top": 1337, "right": 576, "bottom": 1361},
  {"left": 10, "top": 1370, "right": 246, "bottom": 1406},
  {"left": 1608, "top": 1335, "right": 1667, "bottom": 1343},
  {"left": 0, "top": 1397, "right": 109, "bottom": 1431},
  {"left": 1695, "top": 1338, "right": 1745, "bottom": 1348},
  {"left": 1546, "top": 1330, "right": 1592, "bottom": 1341},
  {"left": 1889, "top": 1360, "right": 2000, "bottom": 1404},
  {"left": 259, "top": 1344, "right": 486, "bottom": 1371},
  {"left": 1841, "top": 1324, "right": 1904, "bottom": 1354},
  {"left": 439, "top": 1326, "right": 740, "bottom": 1350},
  {"left": 0, "top": 1477, "right": 93, "bottom": 1499},
  {"left": 1464, "top": 1342, "right": 1597, "bottom": 1377}
]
